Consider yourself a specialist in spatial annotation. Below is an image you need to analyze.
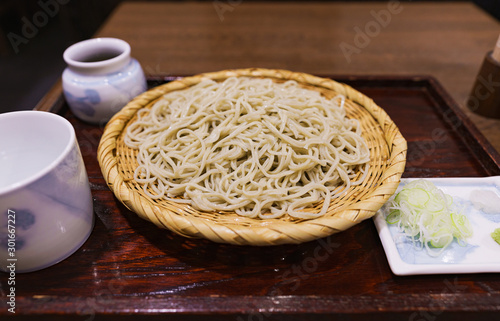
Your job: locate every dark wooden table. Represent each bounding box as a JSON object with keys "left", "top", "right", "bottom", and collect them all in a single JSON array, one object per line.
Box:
[
  {"left": 3, "top": 75, "right": 499, "bottom": 320},
  {"left": 5, "top": 2, "right": 500, "bottom": 320}
]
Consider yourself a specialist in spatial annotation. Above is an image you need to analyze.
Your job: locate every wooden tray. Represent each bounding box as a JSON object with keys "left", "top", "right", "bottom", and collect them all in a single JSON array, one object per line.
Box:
[{"left": 6, "top": 75, "right": 500, "bottom": 320}]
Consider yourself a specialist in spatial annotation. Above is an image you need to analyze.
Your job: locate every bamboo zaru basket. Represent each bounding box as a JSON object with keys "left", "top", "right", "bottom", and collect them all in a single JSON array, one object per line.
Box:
[{"left": 97, "top": 68, "right": 407, "bottom": 246}]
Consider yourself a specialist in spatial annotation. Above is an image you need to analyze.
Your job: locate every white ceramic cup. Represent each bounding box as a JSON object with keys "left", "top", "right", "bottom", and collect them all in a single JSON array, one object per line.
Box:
[
  {"left": 62, "top": 37, "right": 147, "bottom": 124},
  {"left": 0, "top": 111, "right": 94, "bottom": 273}
]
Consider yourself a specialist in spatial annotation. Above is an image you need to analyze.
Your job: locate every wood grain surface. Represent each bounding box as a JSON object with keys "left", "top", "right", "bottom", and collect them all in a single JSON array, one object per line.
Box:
[{"left": 5, "top": 76, "right": 500, "bottom": 320}]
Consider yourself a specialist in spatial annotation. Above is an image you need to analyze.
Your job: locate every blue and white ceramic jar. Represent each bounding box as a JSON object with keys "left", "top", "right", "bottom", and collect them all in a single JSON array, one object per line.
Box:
[{"left": 62, "top": 38, "right": 147, "bottom": 124}]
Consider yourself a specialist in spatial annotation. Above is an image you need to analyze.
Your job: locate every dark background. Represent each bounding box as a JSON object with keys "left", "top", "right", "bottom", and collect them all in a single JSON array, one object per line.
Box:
[{"left": 1, "top": 0, "right": 499, "bottom": 114}]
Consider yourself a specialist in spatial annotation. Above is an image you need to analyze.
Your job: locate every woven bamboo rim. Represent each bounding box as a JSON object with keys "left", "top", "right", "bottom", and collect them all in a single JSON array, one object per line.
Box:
[{"left": 97, "top": 68, "right": 407, "bottom": 246}]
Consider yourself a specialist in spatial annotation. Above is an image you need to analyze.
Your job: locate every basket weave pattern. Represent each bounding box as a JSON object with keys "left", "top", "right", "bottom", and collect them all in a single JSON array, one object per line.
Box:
[{"left": 97, "top": 68, "right": 407, "bottom": 245}]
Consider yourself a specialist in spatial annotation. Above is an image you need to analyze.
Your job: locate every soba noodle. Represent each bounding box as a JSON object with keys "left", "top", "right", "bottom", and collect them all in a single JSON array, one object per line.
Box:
[{"left": 124, "top": 77, "right": 370, "bottom": 219}]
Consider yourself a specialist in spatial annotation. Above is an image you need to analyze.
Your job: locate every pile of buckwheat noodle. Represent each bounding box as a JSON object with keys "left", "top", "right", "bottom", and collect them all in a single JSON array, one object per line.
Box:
[{"left": 124, "top": 77, "right": 370, "bottom": 219}]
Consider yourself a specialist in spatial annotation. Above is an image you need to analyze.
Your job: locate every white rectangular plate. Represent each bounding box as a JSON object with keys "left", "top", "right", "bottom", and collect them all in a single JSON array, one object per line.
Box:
[{"left": 373, "top": 176, "right": 500, "bottom": 276}]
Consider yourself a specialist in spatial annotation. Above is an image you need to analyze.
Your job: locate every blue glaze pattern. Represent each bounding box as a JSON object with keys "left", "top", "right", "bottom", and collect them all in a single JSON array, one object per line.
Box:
[
  {"left": 63, "top": 58, "right": 147, "bottom": 124},
  {"left": 0, "top": 209, "right": 34, "bottom": 251},
  {"left": 0, "top": 141, "right": 93, "bottom": 272},
  {"left": 388, "top": 225, "right": 478, "bottom": 265},
  {"left": 29, "top": 143, "right": 93, "bottom": 220},
  {"left": 11, "top": 209, "right": 35, "bottom": 230},
  {"left": 63, "top": 89, "right": 99, "bottom": 117}
]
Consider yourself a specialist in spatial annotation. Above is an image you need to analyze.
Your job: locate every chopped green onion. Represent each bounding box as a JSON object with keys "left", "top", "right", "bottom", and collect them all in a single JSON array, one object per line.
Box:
[
  {"left": 386, "top": 179, "right": 473, "bottom": 257},
  {"left": 492, "top": 228, "right": 500, "bottom": 246},
  {"left": 386, "top": 210, "right": 401, "bottom": 224}
]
